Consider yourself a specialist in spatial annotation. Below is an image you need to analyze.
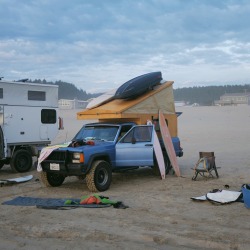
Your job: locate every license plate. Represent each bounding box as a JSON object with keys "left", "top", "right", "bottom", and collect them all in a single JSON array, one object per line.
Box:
[{"left": 50, "top": 163, "right": 60, "bottom": 170}]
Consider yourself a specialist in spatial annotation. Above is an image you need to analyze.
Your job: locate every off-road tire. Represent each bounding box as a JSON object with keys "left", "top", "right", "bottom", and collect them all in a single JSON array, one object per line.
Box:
[
  {"left": 40, "top": 171, "right": 65, "bottom": 187},
  {"left": 10, "top": 149, "right": 33, "bottom": 173},
  {"left": 86, "top": 160, "right": 112, "bottom": 192}
]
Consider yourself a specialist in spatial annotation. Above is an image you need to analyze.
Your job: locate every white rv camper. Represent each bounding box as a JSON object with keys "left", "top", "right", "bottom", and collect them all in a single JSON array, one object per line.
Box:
[{"left": 0, "top": 79, "right": 63, "bottom": 172}]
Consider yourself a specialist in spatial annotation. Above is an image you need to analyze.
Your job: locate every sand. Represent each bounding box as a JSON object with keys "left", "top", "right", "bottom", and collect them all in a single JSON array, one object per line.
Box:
[{"left": 0, "top": 105, "right": 250, "bottom": 249}]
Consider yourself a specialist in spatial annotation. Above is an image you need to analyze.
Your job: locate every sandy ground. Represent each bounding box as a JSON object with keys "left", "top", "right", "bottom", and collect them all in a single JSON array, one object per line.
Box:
[{"left": 0, "top": 105, "right": 250, "bottom": 249}]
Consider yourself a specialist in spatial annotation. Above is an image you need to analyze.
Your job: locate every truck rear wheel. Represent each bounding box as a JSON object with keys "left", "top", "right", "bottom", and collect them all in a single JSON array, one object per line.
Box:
[
  {"left": 10, "top": 149, "right": 33, "bottom": 173},
  {"left": 163, "top": 153, "right": 172, "bottom": 175},
  {"left": 153, "top": 152, "right": 172, "bottom": 176},
  {"left": 86, "top": 160, "right": 112, "bottom": 192},
  {"left": 40, "top": 171, "right": 65, "bottom": 187}
]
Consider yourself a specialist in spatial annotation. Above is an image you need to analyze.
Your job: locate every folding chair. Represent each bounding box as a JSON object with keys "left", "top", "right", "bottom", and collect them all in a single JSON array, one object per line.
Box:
[{"left": 192, "top": 152, "right": 219, "bottom": 180}]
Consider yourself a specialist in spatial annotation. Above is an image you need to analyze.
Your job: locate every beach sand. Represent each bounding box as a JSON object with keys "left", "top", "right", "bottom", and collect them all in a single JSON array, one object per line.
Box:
[{"left": 0, "top": 105, "right": 250, "bottom": 249}]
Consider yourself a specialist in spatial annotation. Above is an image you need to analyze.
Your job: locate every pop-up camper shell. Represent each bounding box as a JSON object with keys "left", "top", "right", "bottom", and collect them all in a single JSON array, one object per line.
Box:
[
  {"left": 77, "top": 81, "right": 178, "bottom": 138},
  {"left": 0, "top": 80, "right": 62, "bottom": 172}
]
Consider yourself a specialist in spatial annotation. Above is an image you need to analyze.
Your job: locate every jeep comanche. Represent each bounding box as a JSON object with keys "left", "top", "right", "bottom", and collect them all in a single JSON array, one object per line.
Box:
[{"left": 40, "top": 122, "right": 183, "bottom": 192}]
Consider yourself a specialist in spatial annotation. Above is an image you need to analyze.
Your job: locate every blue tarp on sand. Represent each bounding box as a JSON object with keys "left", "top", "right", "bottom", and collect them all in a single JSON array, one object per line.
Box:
[{"left": 2, "top": 196, "right": 110, "bottom": 208}]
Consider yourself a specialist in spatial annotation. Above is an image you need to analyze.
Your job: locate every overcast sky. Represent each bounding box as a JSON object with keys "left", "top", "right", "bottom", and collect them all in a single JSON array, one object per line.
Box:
[{"left": 0, "top": 0, "right": 250, "bottom": 93}]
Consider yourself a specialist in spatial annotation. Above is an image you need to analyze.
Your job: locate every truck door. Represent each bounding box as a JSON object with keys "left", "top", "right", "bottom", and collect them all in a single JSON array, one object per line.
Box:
[{"left": 115, "top": 125, "right": 154, "bottom": 167}]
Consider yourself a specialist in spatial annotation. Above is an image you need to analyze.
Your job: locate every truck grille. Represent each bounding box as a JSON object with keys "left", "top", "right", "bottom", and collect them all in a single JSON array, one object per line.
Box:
[{"left": 46, "top": 151, "right": 67, "bottom": 161}]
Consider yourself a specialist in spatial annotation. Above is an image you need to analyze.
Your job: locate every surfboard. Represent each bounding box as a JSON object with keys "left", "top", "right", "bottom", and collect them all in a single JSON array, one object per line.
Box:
[
  {"left": 206, "top": 190, "right": 242, "bottom": 204},
  {"left": 0, "top": 175, "right": 33, "bottom": 185},
  {"left": 86, "top": 88, "right": 117, "bottom": 109},
  {"left": 158, "top": 110, "right": 181, "bottom": 177},
  {"left": 114, "top": 72, "right": 162, "bottom": 99},
  {"left": 153, "top": 129, "right": 165, "bottom": 179}
]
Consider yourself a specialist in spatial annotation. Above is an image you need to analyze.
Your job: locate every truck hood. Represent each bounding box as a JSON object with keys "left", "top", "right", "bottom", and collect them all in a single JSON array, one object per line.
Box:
[{"left": 55, "top": 140, "right": 114, "bottom": 152}]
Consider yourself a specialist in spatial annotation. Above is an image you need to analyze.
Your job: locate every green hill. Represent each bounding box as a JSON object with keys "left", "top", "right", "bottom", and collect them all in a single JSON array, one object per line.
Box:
[
  {"left": 30, "top": 79, "right": 101, "bottom": 100},
  {"left": 29, "top": 79, "right": 250, "bottom": 105},
  {"left": 173, "top": 84, "right": 250, "bottom": 105}
]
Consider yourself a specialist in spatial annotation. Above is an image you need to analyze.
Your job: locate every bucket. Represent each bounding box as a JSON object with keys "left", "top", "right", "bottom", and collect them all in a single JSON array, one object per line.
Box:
[{"left": 241, "top": 184, "right": 250, "bottom": 209}]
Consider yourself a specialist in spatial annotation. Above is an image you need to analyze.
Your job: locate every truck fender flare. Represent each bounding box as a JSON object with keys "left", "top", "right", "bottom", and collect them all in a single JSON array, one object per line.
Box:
[{"left": 86, "top": 153, "right": 112, "bottom": 173}]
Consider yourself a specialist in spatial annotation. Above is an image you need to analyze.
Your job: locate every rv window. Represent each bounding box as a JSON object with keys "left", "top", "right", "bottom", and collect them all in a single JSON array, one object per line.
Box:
[
  {"left": 41, "top": 109, "right": 56, "bottom": 124},
  {"left": 0, "top": 88, "right": 3, "bottom": 99},
  {"left": 28, "top": 91, "right": 46, "bottom": 101}
]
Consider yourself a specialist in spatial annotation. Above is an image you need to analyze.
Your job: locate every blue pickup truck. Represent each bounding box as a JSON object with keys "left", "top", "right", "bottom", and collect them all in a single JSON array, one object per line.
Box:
[{"left": 40, "top": 122, "right": 183, "bottom": 192}]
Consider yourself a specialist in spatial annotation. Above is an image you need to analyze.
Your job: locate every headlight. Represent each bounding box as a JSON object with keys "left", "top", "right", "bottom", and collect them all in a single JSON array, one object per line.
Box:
[{"left": 72, "top": 153, "right": 84, "bottom": 163}]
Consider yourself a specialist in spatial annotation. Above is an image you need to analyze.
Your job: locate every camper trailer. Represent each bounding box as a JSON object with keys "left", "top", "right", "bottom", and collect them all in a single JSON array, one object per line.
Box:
[{"left": 0, "top": 79, "right": 63, "bottom": 172}]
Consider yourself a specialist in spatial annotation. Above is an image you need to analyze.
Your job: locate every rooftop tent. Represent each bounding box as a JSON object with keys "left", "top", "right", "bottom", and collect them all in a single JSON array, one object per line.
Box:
[
  {"left": 77, "top": 81, "right": 178, "bottom": 137},
  {"left": 78, "top": 81, "right": 175, "bottom": 118}
]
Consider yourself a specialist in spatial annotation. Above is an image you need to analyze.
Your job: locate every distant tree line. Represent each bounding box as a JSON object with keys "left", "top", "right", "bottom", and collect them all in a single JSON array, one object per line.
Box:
[
  {"left": 29, "top": 79, "right": 101, "bottom": 100},
  {"left": 29, "top": 79, "right": 250, "bottom": 105},
  {"left": 173, "top": 84, "right": 250, "bottom": 105}
]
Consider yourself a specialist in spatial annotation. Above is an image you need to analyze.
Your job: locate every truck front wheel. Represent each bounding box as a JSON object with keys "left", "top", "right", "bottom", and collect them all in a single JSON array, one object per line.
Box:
[
  {"left": 10, "top": 149, "right": 33, "bottom": 173},
  {"left": 86, "top": 160, "right": 112, "bottom": 192},
  {"left": 40, "top": 171, "right": 65, "bottom": 187}
]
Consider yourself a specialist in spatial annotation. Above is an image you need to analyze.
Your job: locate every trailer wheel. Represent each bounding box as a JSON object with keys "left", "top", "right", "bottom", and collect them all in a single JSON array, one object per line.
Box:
[
  {"left": 10, "top": 149, "right": 33, "bottom": 173},
  {"left": 40, "top": 171, "right": 65, "bottom": 187},
  {"left": 86, "top": 160, "right": 112, "bottom": 192}
]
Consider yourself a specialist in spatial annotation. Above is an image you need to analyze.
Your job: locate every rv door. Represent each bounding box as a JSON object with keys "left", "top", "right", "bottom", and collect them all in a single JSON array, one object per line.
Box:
[
  {"left": 0, "top": 126, "right": 4, "bottom": 160},
  {"left": 0, "top": 106, "right": 4, "bottom": 160}
]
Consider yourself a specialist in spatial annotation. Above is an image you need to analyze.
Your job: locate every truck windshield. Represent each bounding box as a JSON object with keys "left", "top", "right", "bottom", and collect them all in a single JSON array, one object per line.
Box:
[{"left": 73, "top": 126, "right": 119, "bottom": 142}]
